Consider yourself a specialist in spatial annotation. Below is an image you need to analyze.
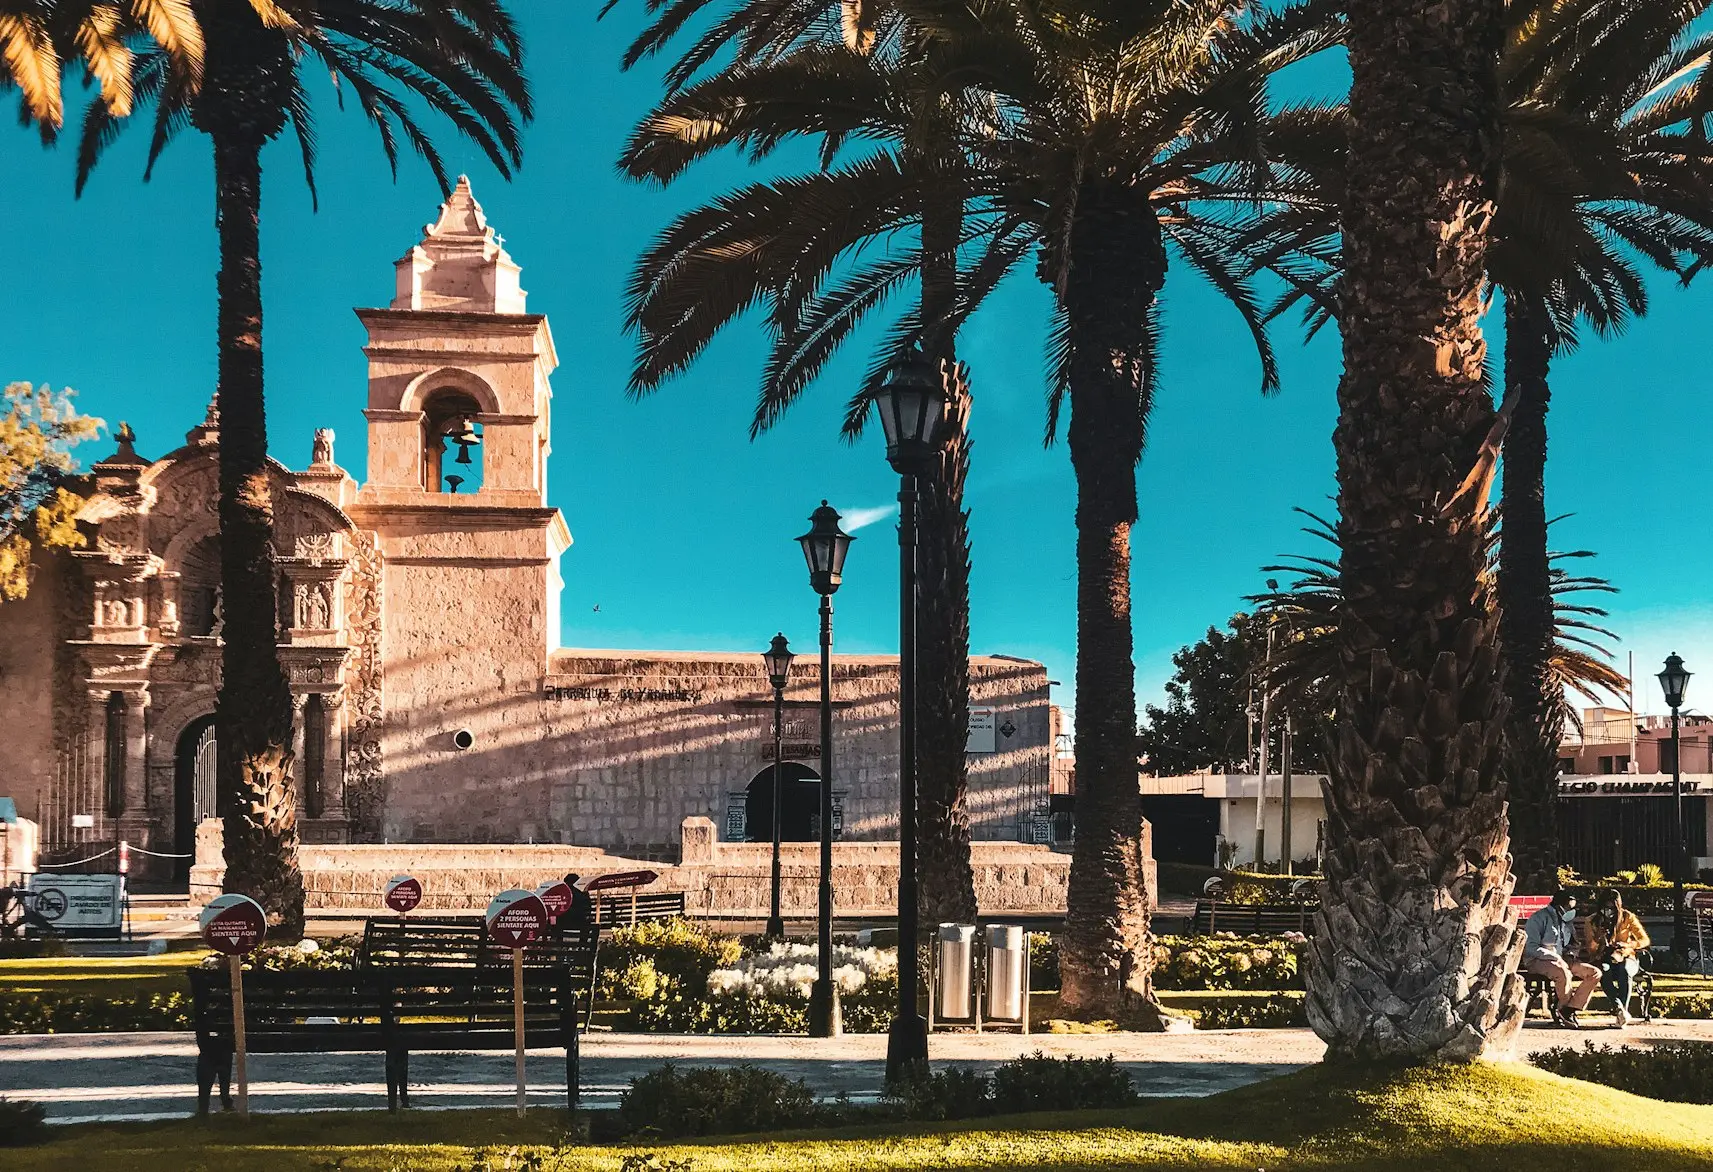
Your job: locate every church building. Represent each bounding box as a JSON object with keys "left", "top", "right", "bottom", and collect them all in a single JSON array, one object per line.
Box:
[{"left": 0, "top": 181, "right": 1053, "bottom": 886}]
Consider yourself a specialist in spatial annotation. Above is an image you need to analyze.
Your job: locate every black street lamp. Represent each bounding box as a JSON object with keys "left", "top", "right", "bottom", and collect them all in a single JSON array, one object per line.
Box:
[
  {"left": 1659, "top": 652, "right": 1692, "bottom": 961},
  {"left": 762, "top": 633, "right": 796, "bottom": 941},
  {"left": 798, "top": 501, "right": 852, "bottom": 1037},
  {"left": 871, "top": 348, "right": 956, "bottom": 1085}
]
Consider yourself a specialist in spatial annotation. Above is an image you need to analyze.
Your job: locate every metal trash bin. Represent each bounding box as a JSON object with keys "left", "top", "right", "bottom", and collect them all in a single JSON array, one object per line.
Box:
[
  {"left": 934, "top": 923, "right": 976, "bottom": 1022},
  {"left": 986, "top": 924, "right": 1029, "bottom": 1025}
]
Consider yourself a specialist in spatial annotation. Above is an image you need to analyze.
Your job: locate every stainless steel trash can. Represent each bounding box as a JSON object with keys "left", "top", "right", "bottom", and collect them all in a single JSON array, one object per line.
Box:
[
  {"left": 986, "top": 924, "right": 1028, "bottom": 1023},
  {"left": 934, "top": 923, "right": 976, "bottom": 1021}
]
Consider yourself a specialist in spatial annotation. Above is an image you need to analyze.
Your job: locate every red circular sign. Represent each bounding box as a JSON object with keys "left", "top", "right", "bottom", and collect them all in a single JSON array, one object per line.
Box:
[
  {"left": 199, "top": 894, "right": 268, "bottom": 956},
  {"left": 486, "top": 889, "right": 548, "bottom": 949},
  {"left": 385, "top": 875, "right": 423, "bottom": 914},
  {"left": 535, "top": 881, "right": 573, "bottom": 921}
]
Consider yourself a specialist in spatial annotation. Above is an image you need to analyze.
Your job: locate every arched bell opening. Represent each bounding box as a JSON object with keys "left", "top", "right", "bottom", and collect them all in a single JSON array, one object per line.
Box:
[{"left": 421, "top": 388, "right": 484, "bottom": 494}]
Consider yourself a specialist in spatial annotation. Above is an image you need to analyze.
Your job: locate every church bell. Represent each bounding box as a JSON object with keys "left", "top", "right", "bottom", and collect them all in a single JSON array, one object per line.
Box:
[{"left": 449, "top": 417, "right": 481, "bottom": 465}]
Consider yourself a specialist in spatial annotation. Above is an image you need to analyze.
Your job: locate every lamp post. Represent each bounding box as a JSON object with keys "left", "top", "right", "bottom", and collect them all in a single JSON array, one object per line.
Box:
[
  {"left": 762, "top": 633, "right": 796, "bottom": 941},
  {"left": 871, "top": 348, "right": 955, "bottom": 1084},
  {"left": 1658, "top": 652, "right": 1692, "bottom": 961},
  {"left": 798, "top": 502, "right": 852, "bottom": 1036}
]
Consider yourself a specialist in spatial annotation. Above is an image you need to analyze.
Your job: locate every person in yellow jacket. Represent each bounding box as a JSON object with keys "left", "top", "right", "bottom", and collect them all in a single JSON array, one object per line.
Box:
[{"left": 1581, "top": 890, "right": 1651, "bottom": 1027}]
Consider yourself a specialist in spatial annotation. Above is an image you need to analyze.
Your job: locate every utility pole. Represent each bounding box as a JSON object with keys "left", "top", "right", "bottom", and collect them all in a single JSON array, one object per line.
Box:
[{"left": 1253, "top": 625, "right": 1274, "bottom": 868}]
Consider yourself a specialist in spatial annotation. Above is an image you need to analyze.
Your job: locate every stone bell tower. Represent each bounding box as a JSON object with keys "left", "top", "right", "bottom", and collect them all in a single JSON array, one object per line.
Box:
[{"left": 349, "top": 180, "right": 571, "bottom": 836}]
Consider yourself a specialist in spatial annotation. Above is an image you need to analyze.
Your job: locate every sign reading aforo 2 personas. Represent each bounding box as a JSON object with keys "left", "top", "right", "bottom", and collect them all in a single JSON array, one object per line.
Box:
[
  {"left": 485, "top": 889, "right": 548, "bottom": 949},
  {"left": 385, "top": 874, "right": 424, "bottom": 914},
  {"left": 534, "top": 880, "right": 573, "bottom": 922},
  {"left": 1690, "top": 890, "right": 1713, "bottom": 912},
  {"left": 198, "top": 894, "right": 268, "bottom": 955}
]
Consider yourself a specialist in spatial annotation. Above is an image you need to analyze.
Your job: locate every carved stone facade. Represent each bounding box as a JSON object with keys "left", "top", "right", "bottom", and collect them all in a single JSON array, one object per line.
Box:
[{"left": 0, "top": 179, "right": 1053, "bottom": 883}]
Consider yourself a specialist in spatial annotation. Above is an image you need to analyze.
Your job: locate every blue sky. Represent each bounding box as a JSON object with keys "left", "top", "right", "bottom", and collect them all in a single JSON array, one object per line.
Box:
[{"left": 3, "top": 11, "right": 1711, "bottom": 725}]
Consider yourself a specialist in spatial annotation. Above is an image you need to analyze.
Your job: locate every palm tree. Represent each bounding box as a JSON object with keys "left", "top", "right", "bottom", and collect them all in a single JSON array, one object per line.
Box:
[
  {"left": 1253, "top": 513, "right": 1630, "bottom": 739},
  {"left": 76, "top": 0, "right": 529, "bottom": 933},
  {"left": 1251, "top": 0, "right": 1713, "bottom": 894},
  {"left": 617, "top": 0, "right": 1334, "bottom": 1021},
  {"left": 608, "top": 0, "right": 982, "bottom": 928},
  {"left": 1318, "top": 0, "right": 1518, "bottom": 1060},
  {"left": 3, "top": 0, "right": 201, "bottom": 129}
]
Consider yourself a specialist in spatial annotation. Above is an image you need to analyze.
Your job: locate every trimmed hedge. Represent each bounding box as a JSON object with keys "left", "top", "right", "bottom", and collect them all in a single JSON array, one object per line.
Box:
[
  {"left": 0, "top": 990, "right": 192, "bottom": 1034},
  {"left": 618, "top": 1063, "right": 819, "bottom": 1138},
  {"left": 1532, "top": 1041, "right": 1713, "bottom": 1103}
]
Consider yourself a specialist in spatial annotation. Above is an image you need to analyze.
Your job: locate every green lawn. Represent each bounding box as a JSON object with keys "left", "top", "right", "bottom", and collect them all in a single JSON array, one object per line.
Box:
[
  {"left": 9, "top": 1061, "right": 1713, "bottom": 1170},
  {"left": 0, "top": 953, "right": 208, "bottom": 997}
]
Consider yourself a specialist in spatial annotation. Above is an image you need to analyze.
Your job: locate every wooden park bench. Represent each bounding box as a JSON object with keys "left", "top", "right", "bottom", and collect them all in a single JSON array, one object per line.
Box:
[
  {"left": 187, "top": 924, "right": 597, "bottom": 1114},
  {"left": 592, "top": 889, "right": 685, "bottom": 930},
  {"left": 1190, "top": 899, "right": 1317, "bottom": 937}
]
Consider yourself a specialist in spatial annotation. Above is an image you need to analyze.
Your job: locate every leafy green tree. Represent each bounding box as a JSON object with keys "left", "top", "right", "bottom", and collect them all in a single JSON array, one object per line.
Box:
[
  {"left": 1139, "top": 612, "right": 1328, "bottom": 778},
  {"left": 0, "top": 382, "right": 99, "bottom": 601},
  {"left": 75, "top": 0, "right": 529, "bottom": 934}
]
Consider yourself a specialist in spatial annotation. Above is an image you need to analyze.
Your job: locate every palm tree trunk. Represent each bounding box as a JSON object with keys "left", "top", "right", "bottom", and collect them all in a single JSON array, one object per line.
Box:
[
  {"left": 915, "top": 159, "right": 978, "bottom": 928},
  {"left": 1498, "top": 297, "right": 1561, "bottom": 895},
  {"left": 212, "top": 131, "right": 305, "bottom": 936},
  {"left": 1312, "top": 0, "right": 1523, "bottom": 1061},
  {"left": 1056, "top": 178, "right": 1171, "bottom": 1027}
]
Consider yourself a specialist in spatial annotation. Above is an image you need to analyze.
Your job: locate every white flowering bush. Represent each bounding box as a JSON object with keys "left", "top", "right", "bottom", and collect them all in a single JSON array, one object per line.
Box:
[{"left": 707, "top": 942, "right": 895, "bottom": 1001}]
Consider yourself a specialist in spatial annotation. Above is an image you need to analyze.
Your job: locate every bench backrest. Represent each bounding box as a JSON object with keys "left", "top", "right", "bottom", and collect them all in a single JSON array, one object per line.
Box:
[
  {"left": 1191, "top": 899, "right": 1318, "bottom": 936},
  {"left": 362, "top": 915, "right": 596, "bottom": 969},
  {"left": 361, "top": 916, "right": 488, "bottom": 969},
  {"left": 187, "top": 967, "right": 384, "bottom": 1039},
  {"left": 592, "top": 890, "right": 685, "bottom": 928}
]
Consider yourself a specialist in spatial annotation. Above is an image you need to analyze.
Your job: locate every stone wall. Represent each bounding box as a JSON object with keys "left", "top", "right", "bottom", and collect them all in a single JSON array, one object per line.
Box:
[
  {"left": 370, "top": 650, "right": 1053, "bottom": 854},
  {"left": 192, "top": 816, "right": 1088, "bottom": 918}
]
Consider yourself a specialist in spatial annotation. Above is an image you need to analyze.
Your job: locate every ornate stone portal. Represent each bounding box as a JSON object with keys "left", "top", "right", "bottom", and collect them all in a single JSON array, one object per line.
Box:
[{"left": 0, "top": 179, "right": 1054, "bottom": 885}]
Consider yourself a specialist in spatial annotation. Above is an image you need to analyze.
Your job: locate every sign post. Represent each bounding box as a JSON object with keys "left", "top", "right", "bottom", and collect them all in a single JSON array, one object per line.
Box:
[
  {"left": 385, "top": 874, "right": 423, "bottom": 918},
  {"left": 197, "top": 894, "right": 268, "bottom": 1118},
  {"left": 486, "top": 889, "right": 548, "bottom": 1117}
]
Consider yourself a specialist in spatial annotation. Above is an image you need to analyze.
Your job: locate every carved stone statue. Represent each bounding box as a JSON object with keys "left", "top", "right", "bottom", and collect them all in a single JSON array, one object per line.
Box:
[
  {"left": 307, "top": 582, "right": 332, "bottom": 629},
  {"left": 312, "top": 428, "right": 335, "bottom": 467}
]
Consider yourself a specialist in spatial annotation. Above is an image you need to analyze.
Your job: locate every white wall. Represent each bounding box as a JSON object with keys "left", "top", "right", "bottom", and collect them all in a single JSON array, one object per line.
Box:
[{"left": 1216, "top": 783, "right": 1326, "bottom": 869}]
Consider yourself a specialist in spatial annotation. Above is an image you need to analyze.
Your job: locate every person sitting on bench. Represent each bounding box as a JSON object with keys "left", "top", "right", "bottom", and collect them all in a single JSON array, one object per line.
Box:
[
  {"left": 1582, "top": 890, "right": 1650, "bottom": 1028},
  {"left": 1523, "top": 891, "right": 1598, "bottom": 1028}
]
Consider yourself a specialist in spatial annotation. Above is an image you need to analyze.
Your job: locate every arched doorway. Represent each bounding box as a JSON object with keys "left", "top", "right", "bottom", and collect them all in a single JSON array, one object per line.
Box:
[
  {"left": 173, "top": 716, "right": 218, "bottom": 885},
  {"left": 745, "top": 763, "right": 821, "bottom": 843}
]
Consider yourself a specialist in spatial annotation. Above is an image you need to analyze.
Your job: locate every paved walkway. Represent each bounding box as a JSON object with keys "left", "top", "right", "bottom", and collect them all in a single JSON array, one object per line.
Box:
[{"left": 7, "top": 1018, "right": 1712, "bottom": 1125}]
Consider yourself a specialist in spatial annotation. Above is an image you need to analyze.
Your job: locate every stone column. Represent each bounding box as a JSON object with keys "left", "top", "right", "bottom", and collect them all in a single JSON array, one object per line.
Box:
[{"left": 117, "top": 687, "right": 157, "bottom": 875}]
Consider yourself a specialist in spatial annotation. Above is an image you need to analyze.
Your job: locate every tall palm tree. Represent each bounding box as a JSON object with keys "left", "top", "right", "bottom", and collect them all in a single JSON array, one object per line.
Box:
[
  {"left": 3, "top": 0, "right": 201, "bottom": 129},
  {"left": 608, "top": 0, "right": 982, "bottom": 928},
  {"left": 1317, "top": 0, "right": 1519, "bottom": 1061},
  {"left": 76, "top": 0, "right": 529, "bottom": 933},
  {"left": 1253, "top": 514, "right": 1630, "bottom": 739},
  {"left": 1251, "top": 0, "right": 1713, "bottom": 893},
  {"left": 618, "top": 0, "right": 1334, "bottom": 1021}
]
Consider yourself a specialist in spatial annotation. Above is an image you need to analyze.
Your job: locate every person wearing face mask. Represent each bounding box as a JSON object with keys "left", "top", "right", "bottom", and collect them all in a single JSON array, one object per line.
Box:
[
  {"left": 1522, "top": 891, "right": 1599, "bottom": 1028},
  {"left": 1582, "top": 890, "right": 1651, "bottom": 1027}
]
